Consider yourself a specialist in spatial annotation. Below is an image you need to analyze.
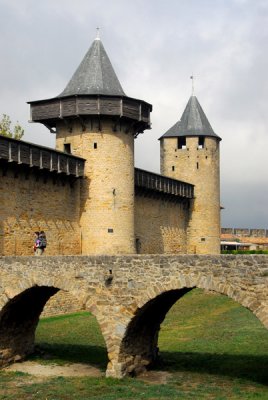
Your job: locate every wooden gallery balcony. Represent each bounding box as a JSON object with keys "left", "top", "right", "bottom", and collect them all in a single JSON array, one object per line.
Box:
[
  {"left": 0, "top": 136, "right": 85, "bottom": 178},
  {"left": 135, "top": 168, "right": 194, "bottom": 202},
  {"left": 29, "top": 95, "right": 152, "bottom": 134}
]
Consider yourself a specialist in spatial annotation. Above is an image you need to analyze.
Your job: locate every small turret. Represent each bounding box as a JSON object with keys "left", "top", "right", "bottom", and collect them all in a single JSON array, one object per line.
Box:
[
  {"left": 160, "top": 95, "right": 221, "bottom": 254},
  {"left": 28, "top": 35, "right": 152, "bottom": 255}
]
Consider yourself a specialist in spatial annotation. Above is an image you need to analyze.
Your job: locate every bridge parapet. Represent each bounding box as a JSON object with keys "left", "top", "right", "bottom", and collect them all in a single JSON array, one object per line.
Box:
[{"left": 0, "top": 254, "right": 267, "bottom": 377}]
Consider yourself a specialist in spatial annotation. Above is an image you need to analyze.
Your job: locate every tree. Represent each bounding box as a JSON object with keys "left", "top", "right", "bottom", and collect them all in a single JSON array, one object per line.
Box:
[{"left": 0, "top": 114, "right": 24, "bottom": 140}]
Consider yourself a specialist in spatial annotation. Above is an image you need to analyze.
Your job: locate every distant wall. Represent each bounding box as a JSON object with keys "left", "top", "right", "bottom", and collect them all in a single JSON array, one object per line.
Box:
[
  {"left": 41, "top": 290, "right": 84, "bottom": 317},
  {"left": 222, "top": 228, "right": 268, "bottom": 238},
  {"left": 0, "top": 164, "right": 81, "bottom": 255},
  {"left": 135, "top": 195, "right": 189, "bottom": 253}
]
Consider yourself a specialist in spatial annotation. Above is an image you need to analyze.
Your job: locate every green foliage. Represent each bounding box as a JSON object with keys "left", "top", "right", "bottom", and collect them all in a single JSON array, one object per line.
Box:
[
  {"left": 0, "top": 114, "right": 24, "bottom": 139},
  {"left": 221, "top": 250, "right": 268, "bottom": 254}
]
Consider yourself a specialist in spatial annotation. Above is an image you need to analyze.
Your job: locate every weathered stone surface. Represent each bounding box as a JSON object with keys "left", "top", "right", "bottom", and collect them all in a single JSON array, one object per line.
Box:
[
  {"left": 0, "top": 166, "right": 81, "bottom": 256},
  {"left": 0, "top": 254, "right": 267, "bottom": 377},
  {"left": 160, "top": 136, "right": 220, "bottom": 254}
]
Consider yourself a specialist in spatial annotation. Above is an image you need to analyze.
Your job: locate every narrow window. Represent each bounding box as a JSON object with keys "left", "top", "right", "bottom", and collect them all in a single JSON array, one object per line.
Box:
[
  {"left": 197, "top": 162, "right": 199, "bottom": 169},
  {"left": 178, "top": 136, "right": 186, "bottom": 149},
  {"left": 94, "top": 143, "right": 97, "bottom": 149},
  {"left": 136, "top": 238, "right": 141, "bottom": 254},
  {"left": 172, "top": 166, "right": 175, "bottom": 171},
  {"left": 64, "top": 143, "right": 71, "bottom": 154},
  {"left": 198, "top": 136, "right": 205, "bottom": 149}
]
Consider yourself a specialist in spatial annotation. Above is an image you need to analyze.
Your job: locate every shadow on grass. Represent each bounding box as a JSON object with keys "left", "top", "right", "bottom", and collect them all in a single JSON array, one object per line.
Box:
[
  {"left": 157, "top": 351, "right": 268, "bottom": 385},
  {"left": 30, "top": 343, "right": 108, "bottom": 371},
  {"left": 30, "top": 343, "right": 268, "bottom": 386}
]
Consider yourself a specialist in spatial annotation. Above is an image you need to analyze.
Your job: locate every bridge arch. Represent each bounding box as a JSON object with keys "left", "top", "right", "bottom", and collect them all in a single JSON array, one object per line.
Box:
[
  {"left": 135, "top": 268, "right": 268, "bottom": 329},
  {"left": 113, "top": 270, "right": 268, "bottom": 378},
  {"left": 0, "top": 272, "right": 110, "bottom": 368},
  {"left": 0, "top": 285, "right": 59, "bottom": 365},
  {"left": 0, "top": 255, "right": 267, "bottom": 378}
]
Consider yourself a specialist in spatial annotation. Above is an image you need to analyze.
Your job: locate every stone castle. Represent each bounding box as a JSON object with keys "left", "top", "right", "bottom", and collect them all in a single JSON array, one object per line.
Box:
[
  {"left": 0, "top": 35, "right": 221, "bottom": 256},
  {"left": 1, "top": 37, "right": 268, "bottom": 380}
]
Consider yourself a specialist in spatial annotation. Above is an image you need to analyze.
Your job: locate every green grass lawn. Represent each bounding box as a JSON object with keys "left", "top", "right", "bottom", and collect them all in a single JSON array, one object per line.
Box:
[{"left": 0, "top": 289, "right": 268, "bottom": 399}]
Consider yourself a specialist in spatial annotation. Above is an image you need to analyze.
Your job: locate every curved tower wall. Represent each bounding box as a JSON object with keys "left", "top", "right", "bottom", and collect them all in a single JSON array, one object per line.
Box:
[
  {"left": 56, "top": 118, "right": 135, "bottom": 255},
  {"left": 160, "top": 135, "right": 220, "bottom": 254}
]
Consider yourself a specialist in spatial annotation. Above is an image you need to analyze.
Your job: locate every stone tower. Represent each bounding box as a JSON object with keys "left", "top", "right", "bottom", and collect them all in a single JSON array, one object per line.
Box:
[
  {"left": 29, "top": 36, "right": 152, "bottom": 254},
  {"left": 160, "top": 95, "right": 221, "bottom": 254}
]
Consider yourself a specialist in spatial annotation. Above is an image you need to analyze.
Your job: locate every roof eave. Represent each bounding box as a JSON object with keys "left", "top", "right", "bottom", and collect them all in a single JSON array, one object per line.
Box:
[
  {"left": 159, "top": 132, "right": 222, "bottom": 141},
  {"left": 27, "top": 93, "right": 152, "bottom": 110}
]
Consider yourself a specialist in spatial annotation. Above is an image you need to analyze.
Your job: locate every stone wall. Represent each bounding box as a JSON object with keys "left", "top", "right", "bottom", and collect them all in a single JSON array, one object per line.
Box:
[
  {"left": 135, "top": 195, "right": 189, "bottom": 253},
  {"left": 0, "top": 255, "right": 267, "bottom": 377},
  {"left": 0, "top": 165, "right": 81, "bottom": 256},
  {"left": 41, "top": 290, "right": 84, "bottom": 317},
  {"left": 38, "top": 188, "right": 193, "bottom": 318}
]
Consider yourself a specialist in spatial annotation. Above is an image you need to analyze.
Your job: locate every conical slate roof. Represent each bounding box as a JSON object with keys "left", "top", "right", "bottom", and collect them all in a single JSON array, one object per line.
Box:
[
  {"left": 58, "top": 38, "right": 126, "bottom": 97},
  {"left": 160, "top": 95, "right": 220, "bottom": 140}
]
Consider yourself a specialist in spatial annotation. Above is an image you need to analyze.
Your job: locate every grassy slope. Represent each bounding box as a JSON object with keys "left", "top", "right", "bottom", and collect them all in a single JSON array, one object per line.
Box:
[
  {"left": 159, "top": 290, "right": 268, "bottom": 384},
  {"left": 0, "top": 289, "right": 267, "bottom": 400}
]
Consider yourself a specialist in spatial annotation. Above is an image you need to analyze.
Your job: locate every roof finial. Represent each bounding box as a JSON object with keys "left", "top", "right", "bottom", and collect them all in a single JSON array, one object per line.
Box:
[
  {"left": 190, "top": 74, "right": 195, "bottom": 96},
  {"left": 96, "top": 27, "right": 100, "bottom": 40}
]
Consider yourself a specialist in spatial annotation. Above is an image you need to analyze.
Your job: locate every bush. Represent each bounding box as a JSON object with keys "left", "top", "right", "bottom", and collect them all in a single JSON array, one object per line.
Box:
[{"left": 0, "top": 114, "right": 24, "bottom": 139}]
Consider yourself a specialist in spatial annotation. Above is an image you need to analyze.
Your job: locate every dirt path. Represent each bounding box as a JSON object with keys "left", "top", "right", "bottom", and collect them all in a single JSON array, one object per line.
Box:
[
  {"left": 4, "top": 361, "right": 103, "bottom": 378},
  {"left": 4, "top": 361, "right": 172, "bottom": 385}
]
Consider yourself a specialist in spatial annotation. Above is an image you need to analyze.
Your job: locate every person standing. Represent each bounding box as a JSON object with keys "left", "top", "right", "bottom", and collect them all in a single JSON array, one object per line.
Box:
[
  {"left": 38, "top": 231, "right": 47, "bottom": 254},
  {"left": 33, "top": 232, "right": 42, "bottom": 256}
]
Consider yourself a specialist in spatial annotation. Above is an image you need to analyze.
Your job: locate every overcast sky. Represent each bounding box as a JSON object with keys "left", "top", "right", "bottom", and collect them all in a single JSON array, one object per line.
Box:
[{"left": 0, "top": 0, "right": 267, "bottom": 228}]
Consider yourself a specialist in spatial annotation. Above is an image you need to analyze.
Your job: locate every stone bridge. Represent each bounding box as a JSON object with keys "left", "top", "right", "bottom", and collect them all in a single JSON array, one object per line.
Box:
[{"left": 0, "top": 255, "right": 267, "bottom": 378}]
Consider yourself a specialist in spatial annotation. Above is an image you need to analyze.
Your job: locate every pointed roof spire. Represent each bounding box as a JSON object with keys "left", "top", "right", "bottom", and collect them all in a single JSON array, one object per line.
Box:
[
  {"left": 160, "top": 95, "right": 221, "bottom": 140},
  {"left": 28, "top": 35, "right": 152, "bottom": 134},
  {"left": 58, "top": 37, "right": 126, "bottom": 97}
]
